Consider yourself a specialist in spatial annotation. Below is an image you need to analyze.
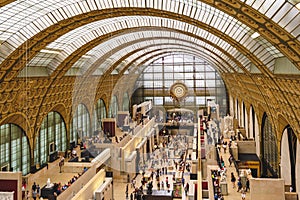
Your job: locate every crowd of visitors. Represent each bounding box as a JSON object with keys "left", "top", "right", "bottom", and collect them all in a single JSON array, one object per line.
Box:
[{"left": 127, "top": 133, "right": 192, "bottom": 199}]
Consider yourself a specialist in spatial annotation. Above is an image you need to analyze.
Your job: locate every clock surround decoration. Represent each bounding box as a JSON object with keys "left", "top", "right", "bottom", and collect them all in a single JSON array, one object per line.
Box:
[{"left": 169, "top": 81, "right": 188, "bottom": 103}]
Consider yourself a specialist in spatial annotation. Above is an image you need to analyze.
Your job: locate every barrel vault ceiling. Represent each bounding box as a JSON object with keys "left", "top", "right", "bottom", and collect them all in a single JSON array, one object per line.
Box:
[
  {"left": 0, "top": 0, "right": 299, "bottom": 82},
  {"left": 0, "top": 0, "right": 300, "bottom": 135}
]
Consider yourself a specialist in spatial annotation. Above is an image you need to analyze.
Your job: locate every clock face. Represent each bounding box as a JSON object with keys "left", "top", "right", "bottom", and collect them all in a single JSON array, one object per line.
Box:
[
  {"left": 174, "top": 85, "right": 185, "bottom": 98},
  {"left": 170, "top": 82, "right": 188, "bottom": 101}
]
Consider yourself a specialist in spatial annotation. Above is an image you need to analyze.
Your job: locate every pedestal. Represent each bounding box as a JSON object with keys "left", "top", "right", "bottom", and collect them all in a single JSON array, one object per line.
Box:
[{"left": 220, "top": 182, "right": 228, "bottom": 195}]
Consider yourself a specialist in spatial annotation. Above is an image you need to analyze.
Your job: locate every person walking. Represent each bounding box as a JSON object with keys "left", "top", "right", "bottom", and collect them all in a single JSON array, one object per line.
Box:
[
  {"left": 231, "top": 172, "right": 236, "bottom": 188},
  {"left": 184, "top": 182, "right": 189, "bottom": 196},
  {"left": 36, "top": 184, "right": 40, "bottom": 198},
  {"left": 32, "top": 189, "right": 37, "bottom": 200},
  {"left": 241, "top": 189, "right": 246, "bottom": 200},
  {"left": 32, "top": 182, "right": 36, "bottom": 192},
  {"left": 237, "top": 180, "right": 242, "bottom": 192},
  {"left": 228, "top": 155, "right": 233, "bottom": 167},
  {"left": 24, "top": 191, "right": 29, "bottom": 200},
  {"left": 130, "top": 193, "right": 133, "bottom": 200},
  {"left": 245, "top": 178, "right": 250, "bottom": 192}
]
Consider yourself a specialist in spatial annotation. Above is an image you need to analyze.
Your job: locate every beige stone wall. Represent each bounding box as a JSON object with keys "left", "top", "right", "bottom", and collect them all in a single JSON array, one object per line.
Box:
[
  {"left": 237, "top": 141, "right": 256, "bottom": 154},
  {"left": 250, "top": 178, "right": 285, "bottom": 200},
  {"left": 281, "top": 129, "right": 292, "bottom": 186}
]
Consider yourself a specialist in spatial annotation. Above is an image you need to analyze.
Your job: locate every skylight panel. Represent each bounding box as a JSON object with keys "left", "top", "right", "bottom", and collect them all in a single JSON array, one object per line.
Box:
[
  {"left": 79, "top": 1, "right": 91, "bottom": 12},
  {"left": 258, "top": 0, "right": 274, "bottom": 14},
  {"left": 57, "top": 7, "right": 68, "bottom": 19},
  {"left": 94, "top": 0, "right": 102, "bottom": 9},
  {"left": 114, "top": 22, "right": 122, "bottom": 30},
  {"left": 44, "top": 14, "right": 57, "bottom": 24},
  {"left": 141, "top": 0, "right": 146, "bottom": 8},
  {"left": 261, "top": 53, "right": 274, "bottom": 65},
  {"left": 173, "top": 0, "right": 180, "bottom": 13},
  {"left": 221, "top": 41, "right": 231, "bottom": 50},
  {"left": 86, "top": 0, "right": 98, "bottom": 10},
  {"left": 71, "top": 3, "right": 82, "bottom": 15},
  {"left": 291, "top": 25, "right": 300, "bottom": 38},
  {"left": 272, "top": 3, "right": 293, "bottom": 23},
  {"left": 245, "top": 0, "right": 255, "bottom": 7},
  {"left": 36, "top": 17, "right": 52, "bottom": 29},
  {"left": 107, "top": 0, "right": 114, "bottom": 8},
  {"left": 278, "top": 6, "right": 298, "bottom": 28},
  {"left": 97, "top": 0, "right": 108, "bottom": 9},
  {"left": 183, "top": 3, "right": 192, "bottom": 16},
  {"left": 162, "top": 0, "right": 167, "bottom": 10},
  {"left": 285, "top": 13, "right": 300, "bottom": 34},
  {"left": 50, "top": 10, "right": 64, "bottom": 21},
  {"left": 235, "top": 30, "right": 247, "bottom": 42},
  {"left": 226, "top": 24, "right": 238, "bottom": 38},
  {"left": 201, "top": 9, "right": 210, "bottom": 23},
  {"left": 210, "top": 14, "right": 220, "bottom": 29},
  {"left": 63, "top": 5, "right": 74, "bottom": 17},
  {"left": 178, "top": 1, "right": 184, "bottom": 14},
  {"left": 219, "top": 19, "right": 231, "bottom": 33},
  {"left": 75, "top": 38, "right": 86, "bottom": 47},
  {"left": 189, "top": 6, "right": 197, "bottom": 18},
  {"left": 252, "top": 0, "right": 265, "bottom": 10},
  {"left": 265, "top": 0, "right": 285, "bottom": 18}
]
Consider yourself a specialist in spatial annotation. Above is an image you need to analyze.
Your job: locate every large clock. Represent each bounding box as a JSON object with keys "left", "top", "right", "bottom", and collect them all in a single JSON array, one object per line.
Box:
[{"left": 170, "top": 82, "right": 188, "bottom": 102}]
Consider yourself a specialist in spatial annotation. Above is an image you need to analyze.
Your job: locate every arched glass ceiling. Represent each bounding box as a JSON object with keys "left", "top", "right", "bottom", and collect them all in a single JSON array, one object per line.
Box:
[
  {"left": 115, "top": 50, "right": 221, "bottom": 77},
  {"left": 0, "top": 0, "right": 294, "bottom": 75},
  {"left": 127, "top": 51, "right": 220, "bottom": 77},
  {"left": 100, "top": 44, "right": 231, "bottom": 76},
  {"left": 0, "top": 0, "right": 298, "bottom": 44},
  {"left": 244, "top": 0, "right": 300, "bottom": 38},
  {"left": 69, "top": 31, "right": 245, "bottom": 74},
  {"left": 123, "top": 50, "right": 223, "bottom": 75},
  {"left": 103, "top": 41, "right": 231, "bottom": 74},
  {"left": 28, "top": 16, "right": 250, "bottom": 68},
  {"left": 28, "top": 17, "right": 250, "bottom": 71},
  {"left": 89, "top": 46, "right": 227, "bottom": 75},
  {"left": 24, "top": 15, "right": 275, "bottom": 77},
  {"left": 84, "top": 37, "right": 236, "bottom": 75}
]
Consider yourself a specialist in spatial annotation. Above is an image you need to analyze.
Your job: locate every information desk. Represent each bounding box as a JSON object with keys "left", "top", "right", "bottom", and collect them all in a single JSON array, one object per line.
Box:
[{"left": 41, "top": 184, "right": 58, "bottom": 199}]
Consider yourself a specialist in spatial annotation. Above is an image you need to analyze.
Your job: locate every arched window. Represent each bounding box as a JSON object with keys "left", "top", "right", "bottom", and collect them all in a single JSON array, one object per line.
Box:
[
  {"left": 0, "top": 124, "right": 30, "bottom": 175},
  {"left": 71, "top": 104, "right": 91, "bottom": 143},
  {"left": 93, "top": 99, "right": 107, "bottom": 133},
  {"left": 122, "top": 93, "right": 130, "bottom": 111},
  {"left": 109, "top": 95, "right": 118, "bottom": 118},
  {"left": 35, "top": 112, "right": 67, "bottom": 166},
  {"left": 261, "top": 113, "right": 279, "bottom": 177},
  {"left": 132, "top": 54, "right": 228, "bottom": 116}
]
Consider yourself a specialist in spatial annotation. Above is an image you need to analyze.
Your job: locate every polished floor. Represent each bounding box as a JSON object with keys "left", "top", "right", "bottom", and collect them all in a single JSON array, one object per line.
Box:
[{"left": 25, "top": 139, "right": 249, "bottom": 200}]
